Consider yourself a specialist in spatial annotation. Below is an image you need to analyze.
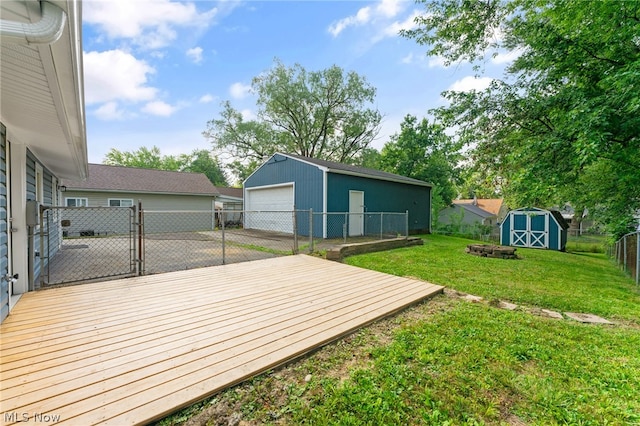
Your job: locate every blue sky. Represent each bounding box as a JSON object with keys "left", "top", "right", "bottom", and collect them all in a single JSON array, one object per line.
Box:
[{"left": 82, "top": 0, "right": 508, "bottom": 166}]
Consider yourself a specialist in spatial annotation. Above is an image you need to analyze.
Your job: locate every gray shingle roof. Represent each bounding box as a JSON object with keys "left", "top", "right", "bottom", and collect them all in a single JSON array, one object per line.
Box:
[
  {"left": 216, "top": 187, "right": 243, "bottom": 199},
  {"left": 456, "top": 203, "right": 496, "bottom": 219},
  {"left": 62, "top": 164, "right": 219, "bottom": 196},
  {"left": 281, "top": 153, "right": 432, "bottom": 187}
]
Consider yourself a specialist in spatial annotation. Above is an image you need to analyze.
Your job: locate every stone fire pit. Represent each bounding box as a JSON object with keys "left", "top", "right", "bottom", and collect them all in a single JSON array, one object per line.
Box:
[{"left": 466, "top": 244, "right": 518, "bottom": 259}]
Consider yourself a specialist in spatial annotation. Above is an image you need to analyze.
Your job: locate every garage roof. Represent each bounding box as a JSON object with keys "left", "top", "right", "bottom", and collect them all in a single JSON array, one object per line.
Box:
[{"left": 279, "top": 153, "right": 432, "bottom": 187}]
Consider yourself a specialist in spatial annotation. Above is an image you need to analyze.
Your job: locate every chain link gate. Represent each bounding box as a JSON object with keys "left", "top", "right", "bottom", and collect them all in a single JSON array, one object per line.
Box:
[{"left": 39, "top": 205, "right": 139, "bottom": 286}]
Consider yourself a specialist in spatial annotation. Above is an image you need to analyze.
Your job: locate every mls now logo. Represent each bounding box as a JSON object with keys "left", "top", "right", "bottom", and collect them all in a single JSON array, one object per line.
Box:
[{"left": 4, "top": 412, "right": 61, "bottom": 423}]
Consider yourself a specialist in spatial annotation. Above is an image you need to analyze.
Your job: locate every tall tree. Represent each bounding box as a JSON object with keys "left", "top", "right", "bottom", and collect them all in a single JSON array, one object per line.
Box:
[
  {"left": 378, "top": 115, "right": 461, "bottom": 227},
  {"left": 403, "top": 0, "right": 640, "bottom": 237},
  {"left": 203, "top": 60, "right": 382, "bottom": 176},
  {"left": 104, "top": 146, "right": 228, "bottom": 187}
]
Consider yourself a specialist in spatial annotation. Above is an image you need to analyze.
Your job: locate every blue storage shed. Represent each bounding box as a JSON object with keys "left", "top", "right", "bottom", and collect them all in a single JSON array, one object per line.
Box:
[
  {"left": 500, "top": 207, "right": 569, "bottom": 251},
  {"left": 243, "top": 153, "right": 432, "bottom": 238}
]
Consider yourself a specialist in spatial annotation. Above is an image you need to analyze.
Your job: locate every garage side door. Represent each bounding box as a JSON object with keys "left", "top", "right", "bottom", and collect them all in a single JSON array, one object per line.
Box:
[{"left": 245, "top": 184, "right": 294, "bottom": 233}]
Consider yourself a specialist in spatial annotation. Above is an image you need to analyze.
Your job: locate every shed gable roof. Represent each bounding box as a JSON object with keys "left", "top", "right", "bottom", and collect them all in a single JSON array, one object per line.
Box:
[
  {"left": 278, "top": 153, "right": 432, "bottom": 187},
  {"left": 62, "top": 164, "right": 219, "bottom": 196}
]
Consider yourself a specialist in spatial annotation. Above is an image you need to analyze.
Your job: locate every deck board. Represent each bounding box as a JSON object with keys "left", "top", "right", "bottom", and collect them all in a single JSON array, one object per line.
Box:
[{"left": 1, "top": 255, "right": 443, "bottom": 425}]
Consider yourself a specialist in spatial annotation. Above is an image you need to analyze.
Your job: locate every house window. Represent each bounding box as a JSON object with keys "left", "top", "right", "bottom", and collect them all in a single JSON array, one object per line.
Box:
[
  {"left": 108, "top": 199, "right": 134, "bottom": 207},
  {"left": 65, "top": 197, "right": 88, "bottom": 207}
]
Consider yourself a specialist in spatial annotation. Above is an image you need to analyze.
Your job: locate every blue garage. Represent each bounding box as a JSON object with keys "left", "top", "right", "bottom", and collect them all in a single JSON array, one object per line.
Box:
[
  {"left": 500, "top": 207, "right": 569, "bottom": 251},
  {"left": 243, "top": 153, "right": 432, "bottom": 238}
]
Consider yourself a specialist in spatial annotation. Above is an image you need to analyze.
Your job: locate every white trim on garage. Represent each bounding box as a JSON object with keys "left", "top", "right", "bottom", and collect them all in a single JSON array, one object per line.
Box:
[{"left": 244, "top": 182, "right": 295, "bottom": 234}]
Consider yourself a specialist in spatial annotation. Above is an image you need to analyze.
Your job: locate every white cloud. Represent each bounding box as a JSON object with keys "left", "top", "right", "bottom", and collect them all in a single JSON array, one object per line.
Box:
[
  {"left": 199, "top": 94, "right": 216, "bottom": 103},
  {"left": 401, "top": 52, "right": 414, "bottom": 64},
  {"left": 94, "top": 101, "right": 126, "bottom": 121},
  {"left": 83, "top": 0, "right": 218, "bottom": 49},
  {"left": 240, "top": 109, "right": 257, "bottom": 121},
  {"left": 428, "top": 56, "right": 447, "bottom": 68},
  {"left": 381, "top": 10, "right": 419, "bottom": 38},
  {"left": 142, "top": 101, "right": 179, "bottom": 117},
  {"left": 186, "top": 46, "right": 203, "bottom": 64},
  {"left": 491, "top": 48, "right": 523, "bottom": 64},
  {"left": 84, "top": 50, "right": 157, "bottom": 104},
  {"left": 328, "top": 6, "right": 372, "bottom": 37},
  {"left": 329, "top": 0, "right": 408, "bottom": 37},
  {"left": 229, "top": 82, "right": 252, "bottom": 99},
  {"left": 448, "top": 76, "right": 494, "bottom": 93},
  {"left": 376, "top": 0, "right": 403, "bottom": 18}
]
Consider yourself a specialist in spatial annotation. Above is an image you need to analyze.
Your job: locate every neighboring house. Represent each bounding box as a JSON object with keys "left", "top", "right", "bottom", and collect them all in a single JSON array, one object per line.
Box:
[
  {"left": 500, "top": 207, "right": 569, "bottom": 251},
  {"left": 243, "top": 153, "right": 432, "bottom": 238},
  {"left": 439, "top": 198, "right": 506, "bottom": 236},
  {"left": 215, "top": 186, "right": 243, "bottom": 223},
  {"left": 61, "top": 164, "right": 220, "bottom": 234},
  {"left": 557, "top": 204, "right": 596, "bottom": 236},
  {"left": 1, "top": 0, "right": 87, "bottom": 322}
]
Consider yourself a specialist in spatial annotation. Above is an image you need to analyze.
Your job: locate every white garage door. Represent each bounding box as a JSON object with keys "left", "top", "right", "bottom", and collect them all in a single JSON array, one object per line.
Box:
[{"left": 245, "top": 184, "right": 294, "bottom": 233}]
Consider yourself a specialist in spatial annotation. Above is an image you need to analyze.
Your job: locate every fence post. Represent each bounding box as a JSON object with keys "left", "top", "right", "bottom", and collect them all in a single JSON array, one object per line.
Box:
[
  {"left": 138, "top": 200, "right": 144, "bottom": 276},
  {"left": 380, "top": 212, "right": 383, "bottom": 240},
  {"left": 343, "top": 212, "right": 348, "bottom": 243},
  {"left": 623, "top": 235, "right": 628, "bottom": 273},
  {"left": 309, "top": 209, "right": 314, "bottom": 253},
  {"left": 405, "top": 210, "right": 409, "bottom": 239},
  {"left": 636, "top": 232, "right": 639, "bottom": 285},
  {"left": 293, "top": 208, "right": 299, "bottom": 254},
  {"left": 221, "top": 211, "right": 226, "bottom": 265}
]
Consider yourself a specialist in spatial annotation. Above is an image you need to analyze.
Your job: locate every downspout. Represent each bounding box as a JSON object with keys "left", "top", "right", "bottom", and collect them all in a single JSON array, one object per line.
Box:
[{"left": 0, "top": 1, "right": 67, "bottom": 45}]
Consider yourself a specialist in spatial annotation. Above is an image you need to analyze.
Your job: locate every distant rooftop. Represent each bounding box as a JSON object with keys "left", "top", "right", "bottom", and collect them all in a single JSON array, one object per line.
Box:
[{"left": 62, "top": 164, "right": 219, "bottom": 196}]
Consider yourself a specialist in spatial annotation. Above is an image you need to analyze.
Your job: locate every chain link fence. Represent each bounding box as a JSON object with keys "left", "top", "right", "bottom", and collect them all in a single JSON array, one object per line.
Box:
[
  {"left": 141, "top": 209, "right": 297, "bottom": 275},
  {"left": 610, "top": 231, "right": 640, "bottom": 285},
  {"left": 39, "top": 206, "right": 137, "bottom": 286},
  {"left": 39, "top": 205, "right": 409, "bottom": 285},
  {"left": 317, "top": 212, "right": 408, "bottom": 244}
]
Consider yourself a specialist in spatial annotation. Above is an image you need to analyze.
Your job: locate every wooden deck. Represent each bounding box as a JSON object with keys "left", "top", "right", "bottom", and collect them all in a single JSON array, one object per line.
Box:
[{"left": 1, "top": 255, "right": 443, "bottom": 425}]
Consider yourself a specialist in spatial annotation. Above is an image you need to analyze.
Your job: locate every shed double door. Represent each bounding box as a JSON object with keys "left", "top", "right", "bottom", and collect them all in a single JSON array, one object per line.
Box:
[{"left": 510, "top": 211, "right": 548, "bottom": 248}]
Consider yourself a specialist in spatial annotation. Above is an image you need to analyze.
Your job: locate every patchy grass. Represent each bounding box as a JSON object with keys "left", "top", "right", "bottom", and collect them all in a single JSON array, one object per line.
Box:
[
  {"left": 566, "top": 234, "right": 609, "bottom": 253},
  {"left": 156, "top": 235, "right": 640, "bottom": 426}
]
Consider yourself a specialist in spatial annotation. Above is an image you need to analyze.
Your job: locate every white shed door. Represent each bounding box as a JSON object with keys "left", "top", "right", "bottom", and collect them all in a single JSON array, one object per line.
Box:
[
  {"left": 348, "top": 190, "right": 364, "bottom": 236},
  {"left": 245, "top": 185, "right": 294, "bottom": 233}
]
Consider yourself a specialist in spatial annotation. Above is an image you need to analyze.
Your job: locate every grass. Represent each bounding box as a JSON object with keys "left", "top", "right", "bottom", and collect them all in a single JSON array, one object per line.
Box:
[
  {"left": 347, "top": 234, "right": 639, "bottom": 323},
  {"left": 156, "top": 234, "right": 640, "bottom": 426}
]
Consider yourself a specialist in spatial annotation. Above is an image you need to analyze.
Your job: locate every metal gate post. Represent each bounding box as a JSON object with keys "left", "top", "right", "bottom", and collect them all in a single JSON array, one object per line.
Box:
[
  {"left": 221, "top": 211, "right": 226, "bottom": 265},
  {"left": 137, "top": 201, "right": 145, "bottom": 276},
  {"left": 309, "top": 209, "right": 314, "bottom": 253}
]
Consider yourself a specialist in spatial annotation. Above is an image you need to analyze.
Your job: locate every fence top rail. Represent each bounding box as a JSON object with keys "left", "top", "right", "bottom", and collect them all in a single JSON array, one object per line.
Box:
[
  {"left": 46, "top": 205, "right": 135, "bottom": 210},
  {"left": 618, "top": 231, "right": 640, "bottom": 241}
]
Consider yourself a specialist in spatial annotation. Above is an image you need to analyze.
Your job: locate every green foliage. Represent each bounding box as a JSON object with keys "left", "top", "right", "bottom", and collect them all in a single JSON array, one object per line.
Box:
[
  {"left": 103, "top": 146, "right": 228, "bottom": 186},
  {"left": 378, "top": 115, "right": 462, "bottom": 227},
  {"left": 404, "top": 0, "right": 640, "bottom": 238},
  {"left": 203, "top": 59, "right": 382, "bottom": 177}
]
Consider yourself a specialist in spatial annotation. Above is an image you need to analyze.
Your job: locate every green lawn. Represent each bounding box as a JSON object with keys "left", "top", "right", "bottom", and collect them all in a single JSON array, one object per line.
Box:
[
  {"left": 347, "top": 234, "right": 639, "bottom": 323},
  {"left": 158, "top": 235, "right": 640, "bottom": 426}
]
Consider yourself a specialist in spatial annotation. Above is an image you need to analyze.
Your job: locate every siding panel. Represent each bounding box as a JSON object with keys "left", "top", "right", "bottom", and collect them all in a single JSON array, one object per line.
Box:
[
  {"left": 0, "top": 124, "right": 8, "bottom": 322},
  {"left": 327, "top": 173, "right": 431, "bottom": 235}
]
